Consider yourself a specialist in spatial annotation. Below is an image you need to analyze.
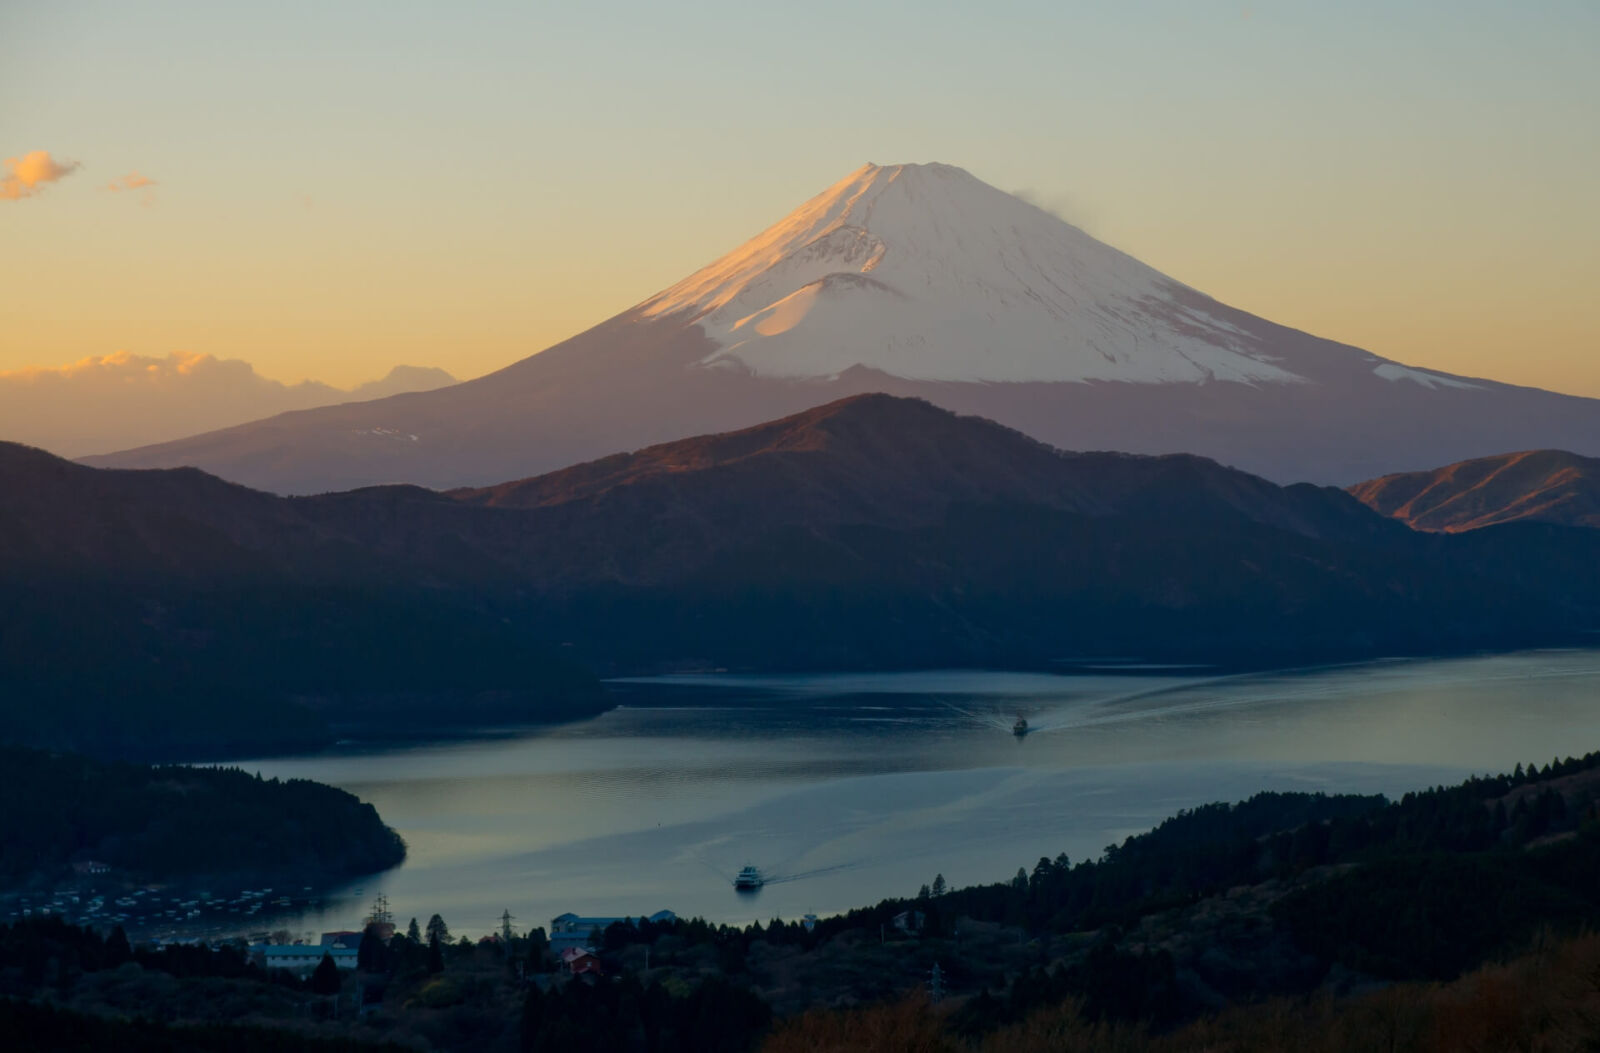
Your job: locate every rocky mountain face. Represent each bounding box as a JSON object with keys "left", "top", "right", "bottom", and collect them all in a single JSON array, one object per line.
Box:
[{"left": 1351, "top": 450, "right": 1600, "bottom": 532}]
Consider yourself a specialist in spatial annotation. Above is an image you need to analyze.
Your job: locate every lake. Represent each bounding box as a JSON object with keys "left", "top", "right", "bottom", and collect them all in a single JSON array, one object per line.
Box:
[{"left": 236, "top": 649, "right": 1600, "bottom": 941}]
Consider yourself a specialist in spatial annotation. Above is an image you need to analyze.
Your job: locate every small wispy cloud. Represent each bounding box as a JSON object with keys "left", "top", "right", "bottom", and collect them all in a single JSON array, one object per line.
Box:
[
  {"left": 105, "top": 170, "right": 158, "bottom": 207},
  {"left": 106, "top": 171, "right": 156, "bottom": 192},
  {"left": 1012, "top": 187, "right": 1100, "bottom": 233},
  {"left": 1, "top": 150, "right": 81, "bottom": 201}
]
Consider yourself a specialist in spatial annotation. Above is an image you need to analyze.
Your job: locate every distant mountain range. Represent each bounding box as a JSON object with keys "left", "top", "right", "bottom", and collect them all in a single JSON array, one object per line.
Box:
[
  {"left": 83, "top": 162, "right": 1600, "bottom": 492},
  {"left": 1351, "top": 450, "right": 1600, "bottom": 532},
  {"left": 8, "top": 395, "right": 1600, "bottom": 759},
  {"left": 0, "top": 352, "right": 454, "bottom": 458}
]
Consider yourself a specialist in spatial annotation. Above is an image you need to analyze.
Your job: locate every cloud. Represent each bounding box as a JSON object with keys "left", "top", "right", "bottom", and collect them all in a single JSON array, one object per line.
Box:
[
  {"left": 4, "top": 351, "right": 279, "bottom": 389},
  {"left": 1011, "top": 187, "right": 1101, "bottom": 234},
  {"left": 0, "top": 351, "right": 455, "bottom": 457},
  {"left": 1, "top": 150, "right": 81, "bottom": 201},
  {"left": 106, "top": 170, "right": 158, "bottom": 207},
  {"left": 106, "top": 171, "right": 156, "bottom": 192}
]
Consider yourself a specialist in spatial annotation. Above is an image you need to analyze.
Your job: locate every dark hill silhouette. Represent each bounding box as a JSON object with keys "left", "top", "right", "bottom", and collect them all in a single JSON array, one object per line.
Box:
[
  {"left": 457, "top": 394, "right": 1382, "bottom": 534},
  {"left": 6, "top": 396, "right": 1600, "bottom": 758},
  {"left": 439, "top": 395, "right": 1400, "bottom": 588},
  {"left": 0, "top": 445, "right": 603, "bottom": 762}
]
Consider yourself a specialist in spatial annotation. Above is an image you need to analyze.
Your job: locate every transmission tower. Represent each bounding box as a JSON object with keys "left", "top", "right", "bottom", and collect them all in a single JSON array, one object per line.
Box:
[
  {"left": 500, "top": 909, "right": 517, "bottom": 945},
  {"left": 366, "top": 894, "right": 393, "bottom": 928}
]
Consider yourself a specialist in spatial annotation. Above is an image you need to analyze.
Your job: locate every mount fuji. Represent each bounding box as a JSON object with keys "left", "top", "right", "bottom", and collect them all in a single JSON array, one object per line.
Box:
[{"left": 85, "top": 162, "right": 1600, "bottom": 492}]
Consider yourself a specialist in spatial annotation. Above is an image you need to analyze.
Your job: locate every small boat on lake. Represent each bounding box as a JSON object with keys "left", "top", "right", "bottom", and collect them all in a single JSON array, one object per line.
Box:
[{"left": 733, "top": 865, "right": 764, "bottom": 891}]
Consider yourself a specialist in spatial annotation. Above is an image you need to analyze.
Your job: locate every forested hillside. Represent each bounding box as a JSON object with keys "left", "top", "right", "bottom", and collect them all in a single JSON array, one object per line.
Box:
[{"left": 0, "top": 747, "right": 405, "bottom": 886}]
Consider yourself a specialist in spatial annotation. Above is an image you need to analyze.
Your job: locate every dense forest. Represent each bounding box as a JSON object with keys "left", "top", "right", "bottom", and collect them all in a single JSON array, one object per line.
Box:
[
  {"left": 0, "top": 579, "right": 607, "bottom": 762},
  {"left": 3, "top": 1000, "right": 409, "bottom": 1053},
  {"left": 765, "top": 930, "right": 1600, "bottom": 1053},
  {"left": 0, "top": 746, "right": 405, "bottom": 886}
]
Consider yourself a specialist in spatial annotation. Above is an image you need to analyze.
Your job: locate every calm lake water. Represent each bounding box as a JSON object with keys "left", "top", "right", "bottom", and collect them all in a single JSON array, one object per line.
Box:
[{"left": 237, "top": 649, "right": 1600, "bottom": 940}]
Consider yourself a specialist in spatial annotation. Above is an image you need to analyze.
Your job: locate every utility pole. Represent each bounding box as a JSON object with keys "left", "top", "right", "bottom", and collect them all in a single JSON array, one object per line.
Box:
[{"left": 929, "top": 962, "right": 944, "bottom": 1005}]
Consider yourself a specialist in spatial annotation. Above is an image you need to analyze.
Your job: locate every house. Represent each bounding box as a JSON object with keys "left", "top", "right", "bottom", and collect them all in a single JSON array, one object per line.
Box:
[
  {"left": 892, "top": 910, "right": 926, "bottom": 935},
  {"left": 257, "top": 945, "right": 359, "bottom": 974},
  {"left": 560, "top": 947, "right": 603, "bottom": 977},
  {"left": 72, "top": 861, "right": 111, "bottom": 876},
  {"left": 548, "top": 910, "right": 676, "bottom": 953}
]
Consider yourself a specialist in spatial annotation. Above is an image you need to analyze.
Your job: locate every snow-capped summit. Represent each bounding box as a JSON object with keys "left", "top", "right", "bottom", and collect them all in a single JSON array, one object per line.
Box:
[
  {"left": 642, "top": 162, "right": 1296, "bottom": 385},
  {"left": 85, "top": 162, "right": 1600, "bottom": 493}
]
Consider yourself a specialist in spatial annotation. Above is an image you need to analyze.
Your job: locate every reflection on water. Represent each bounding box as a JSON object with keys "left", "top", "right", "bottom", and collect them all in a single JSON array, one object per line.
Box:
[{"left": 237, "top": 650, "right": 1600, "bottom": 938}]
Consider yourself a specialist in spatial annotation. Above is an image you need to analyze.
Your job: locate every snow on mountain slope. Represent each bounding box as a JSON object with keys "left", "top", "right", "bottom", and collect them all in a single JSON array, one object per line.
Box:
[
  {"left": 1371, "top": 362, "right": 1481, "bottom": 391},
  {"left": 641, "top": 163, "right": 1301, "bottom": 385},
  {"left": 80, "top": 161, "right": 1600, "bottom": 493}
]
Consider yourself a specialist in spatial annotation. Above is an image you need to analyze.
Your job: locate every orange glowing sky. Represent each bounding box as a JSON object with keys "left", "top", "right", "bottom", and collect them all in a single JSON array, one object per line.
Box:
[{"left": 2, "top": 1, "right": 1597, "bottom": 396}]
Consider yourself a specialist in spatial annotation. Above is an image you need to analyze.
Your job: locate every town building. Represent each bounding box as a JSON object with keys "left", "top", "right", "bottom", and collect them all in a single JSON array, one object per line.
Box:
[
  {"left": 560, "top": 947, "right": 603, "bottom": 976},
  {"left": 548, "top": 909, "right": 676, "bottom": 953}
]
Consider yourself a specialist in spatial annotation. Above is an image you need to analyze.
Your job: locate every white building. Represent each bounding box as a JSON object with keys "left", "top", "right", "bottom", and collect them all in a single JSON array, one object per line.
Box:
[{"left": 257, "top": 945, "right": 359, "bottom": 974}]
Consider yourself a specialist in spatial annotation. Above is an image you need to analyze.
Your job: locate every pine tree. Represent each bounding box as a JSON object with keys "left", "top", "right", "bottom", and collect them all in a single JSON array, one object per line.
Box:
[
  {"left": 357, "top": 923, "right": 389, "bottom": 973},
  {"left": 931, "top": 873, "right": 947, "bottom": 897},
  {"left": 310, "top": 952, "right": 342, "bottom": 995},
  {"left": 525, "top": 927, "right": 550, "bottom": 972},
  {"left": 427, "top": 935, "right": 444, "bottom": 975},
  {"left": 104, "top": 925, "right": 132, "bottom": 968},
  {"left": 425, "top": 914, "right": 450, "bottom": 945},
  {"left": 407, "top": 917, "right": 421, "bottom": 942}
]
